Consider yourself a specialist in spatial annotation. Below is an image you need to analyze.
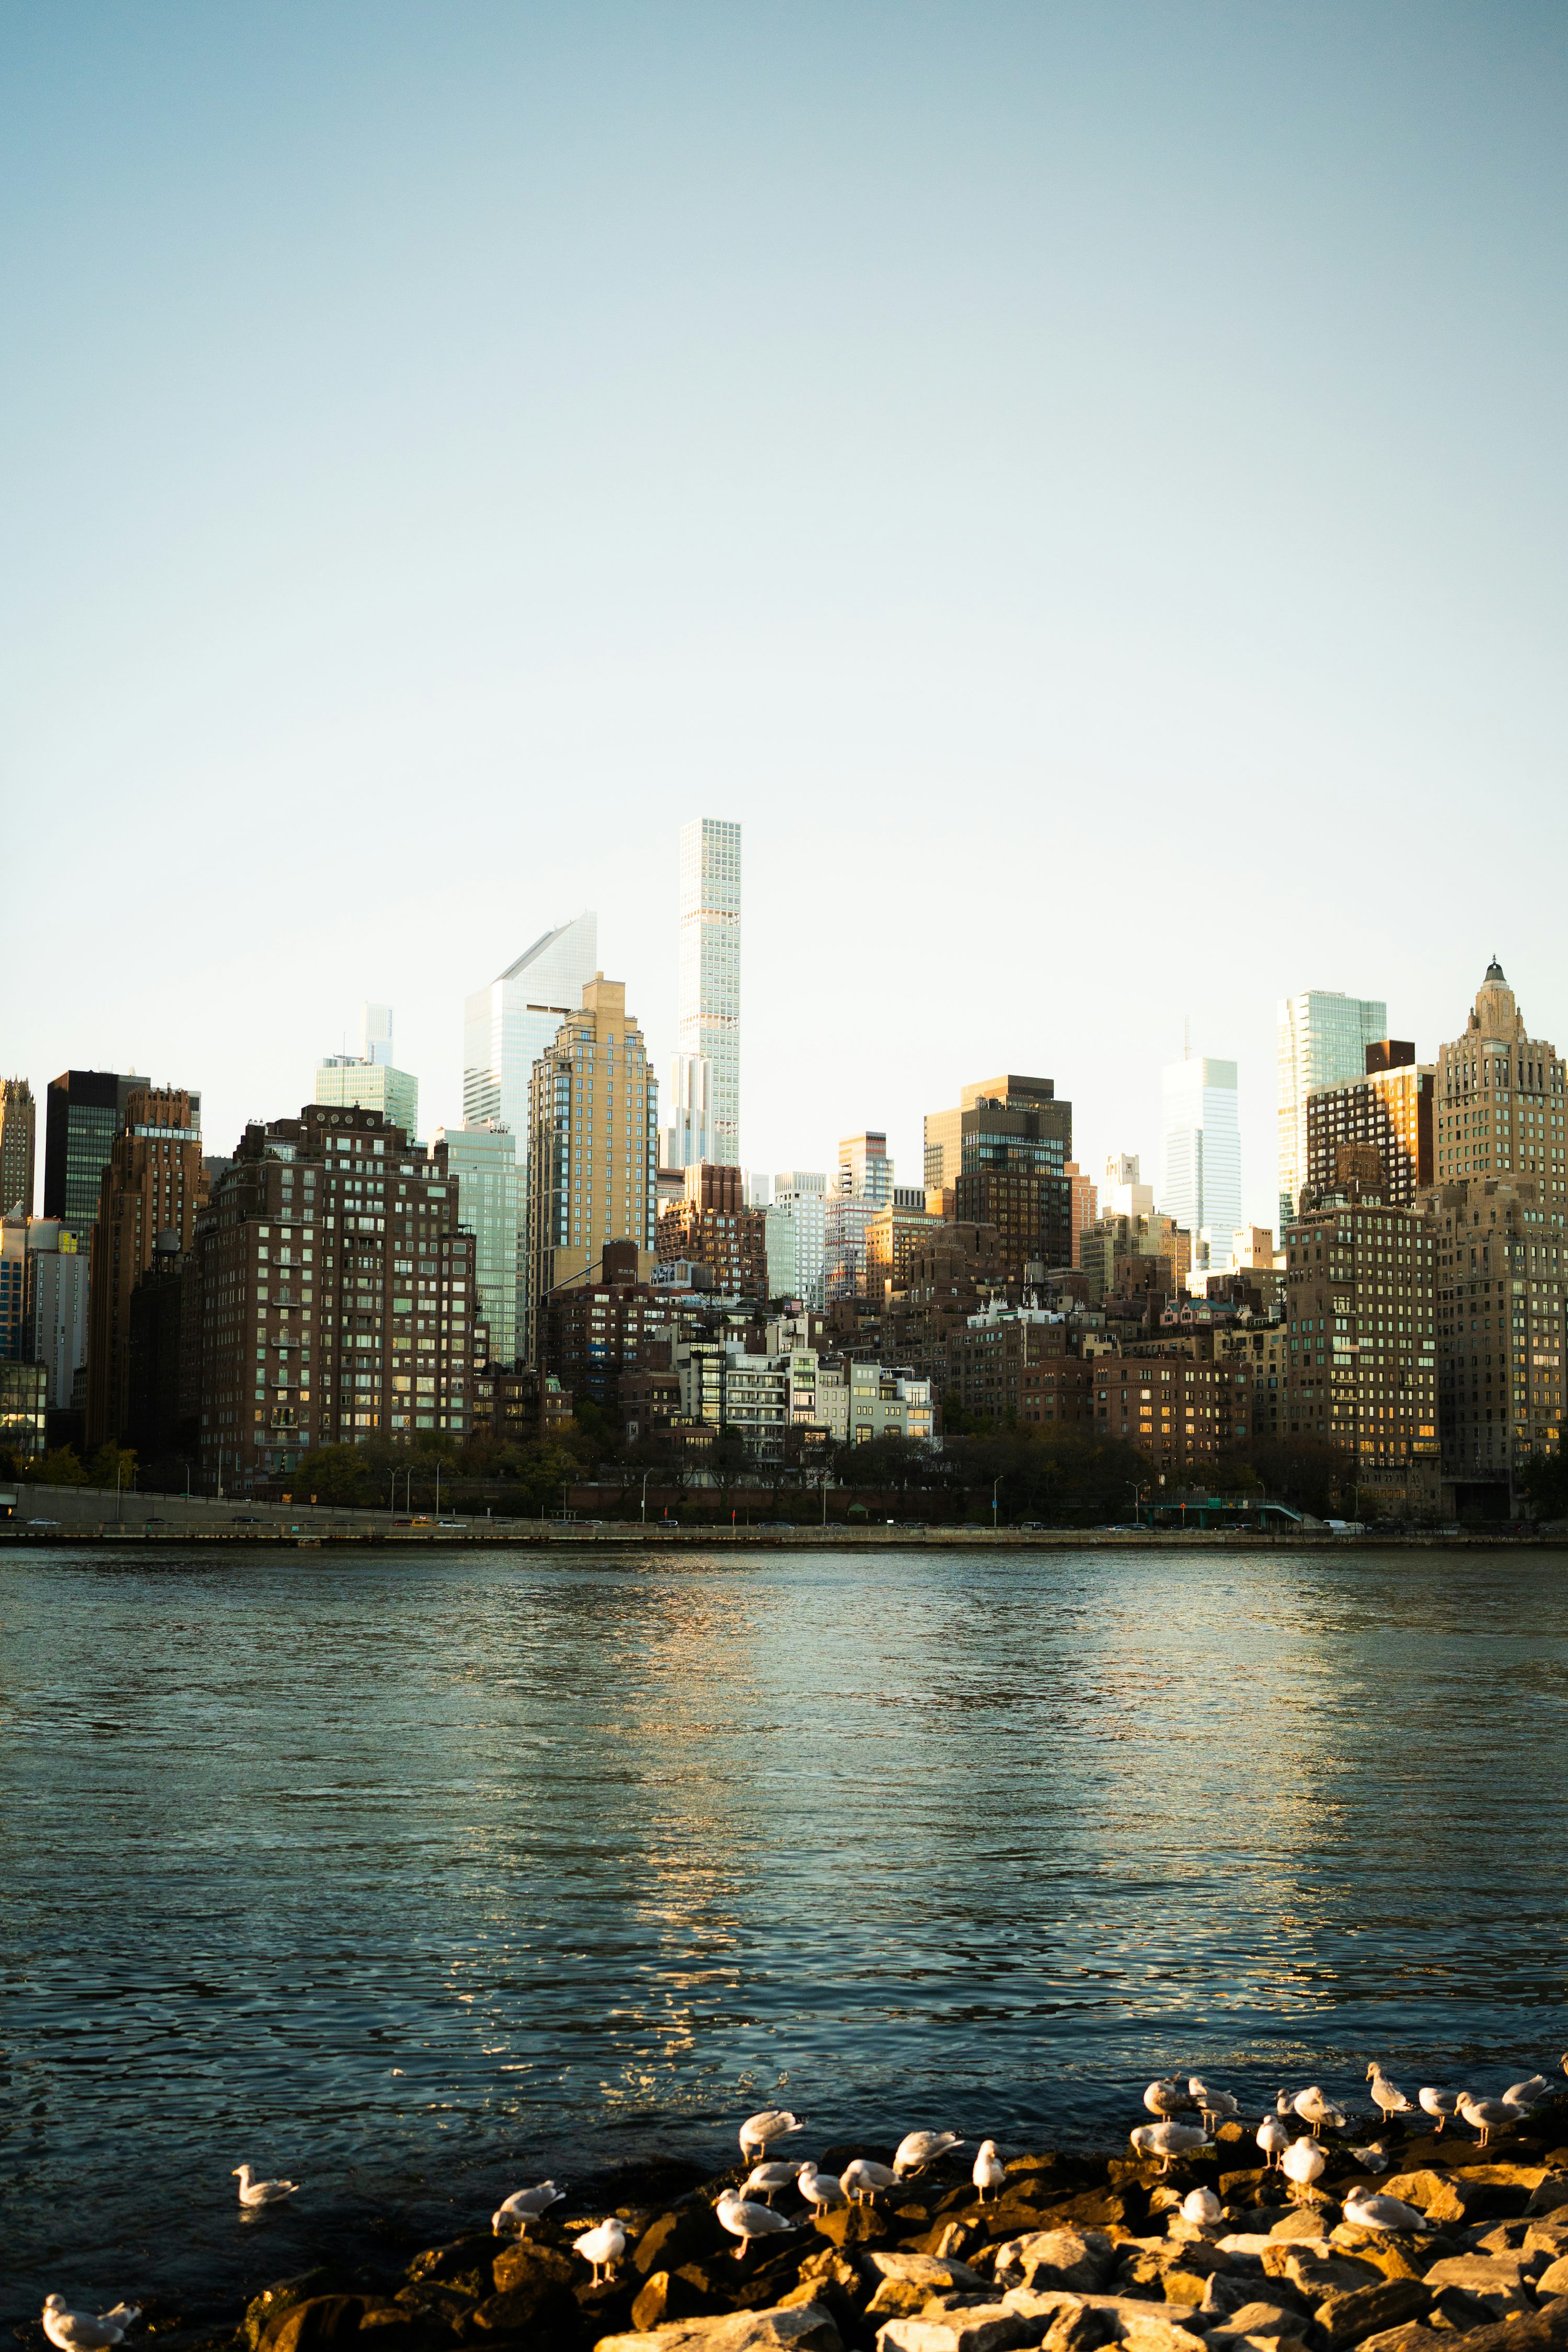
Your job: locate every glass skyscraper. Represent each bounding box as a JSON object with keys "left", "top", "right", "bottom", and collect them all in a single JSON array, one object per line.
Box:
[
  {"left": 1276, "top": 989, "right": 1387, "bottom": 1227},
  {"left": 1160, "top": 1057, "right": 1241, "bottom": 1267},
  {"left": 464, "top": 912, "right": 598, "bottom": 1149},
  {"left": 678, "top": 820, "right": 740, "bottom": 1165}
]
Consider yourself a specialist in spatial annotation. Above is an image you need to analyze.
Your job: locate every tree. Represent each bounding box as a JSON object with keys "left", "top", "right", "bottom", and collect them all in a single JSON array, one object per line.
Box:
[
  {"left": 31, "top": 1447, "right": 88, "bottom": 1487},
  {"left": 1521, "top": 1450, "right": 1568, "bottom": 1523},
  {"left": 295, "top": 1443, "right": 381, "bottom": 1507},
  {"left": 86, "top": 1443, "right": 137, "bottom": 1490}
]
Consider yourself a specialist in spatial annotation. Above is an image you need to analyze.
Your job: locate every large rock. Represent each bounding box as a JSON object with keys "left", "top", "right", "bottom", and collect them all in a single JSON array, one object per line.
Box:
[
  {"left": 1420, "top": 2251, "right": 1538, "bottom": 2315},
  {"left": 246, "top": 2276, "right": 344, "bottom": 2352},
  {"left": 863, "top": 2256, "right": 989, "bottom": 2318},
  {"left": 1313, "top": 2279, "right": 1432, "bottom": 2346},
  {"left": 1419, "top": 2300, "right": 1568, "bottom": 2352},
  {"left": 595, "top": 2300, "right": 843, "bottom": 2352},
  {"left": 262, "top": 2301, "right": 407, "bottom": 2352},
  {"left": 814, "top": 2205, "right": 893, "bottom": 2250},
  {"left": 631, "top": 2272, "right": 728, "bottom": 2329},
  {"left": 1260, "top": 2246, "right": 1382, "bottom": 2300},
  {"left": 1202, "top": 2299, "right": 1318, "bottom": 2352},
  {"left": 405, "top": 2238, "right": 498, "bottom": 2297},
  {"left": 636, "top": 2208, "right": 730, "bottom": 2277},
  {"left": 1530, "top": 2181, "right": 1568, "bottom": 2219},
  {"left": 992, "top": 2233, "right": 1118, "bottom": 2292},
  {"left": 874, "top": 2309, "right": 1034, "bottom": 2352},
  {"left": 1041, "top": 2310, "right": 1116, "bottom": 2352},
  {"left": 490, "top": 2240, "right": 575, "bottom": 2296}
]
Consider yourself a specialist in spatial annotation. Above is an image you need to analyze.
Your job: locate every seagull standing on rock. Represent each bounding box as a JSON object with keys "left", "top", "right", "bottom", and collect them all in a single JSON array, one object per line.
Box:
[
  {"left": 1130, "top": 2122, "right": 1212, "bottom": 2173},
  {"left": 739, "top": 2109, "right": 805, "bottom": 2164},
  {"left": 1419, "top": 2088, "right": 1461, "bottom": 2134},
  {"left": 1181, "top": 2187, "right": 1222, "bottom": 2223},
  {"left": 1282, "top": 2136, "right": 1327, "bottom": 2201},
  {"left": 1189, "top": 2079, "right": 1241, "bottom": 2130},
  {"left": 797, "top": 2162, "right": 847, "bottom": 2216},
  {"left": 894, "top": 2131, "right": 965, "bottom": 2177},
  {"left": 1293, "top": 2086, "right": 1348, "bottom": 2139},
  {"left": 1145, "top": 2078, "right": 1194, "bottom": 2118},
  {"left": 42, "top": 2301, "right": 140, "bottom": 2352},
  {"left": 492, "top": 2181, "right": 565, "bottom": 2234},
  {"left": 973, "top": 2140, "right": 1007, "bottom": 2203},
  {"left": 572, "top": 2217, "right": 627, "bottom": 2287},
  {"left": 1367, "top": 2064, "right": 1416, "bottom": 2126},
  {"left": 840, "top": 2158, "right": 898, "bottom": 2204},
  {"left": 716, "top": 2188, "right": 798, "bottom": 2260},
  {"left": 233, "top": 2164, "right": 298, "bottom": 2206},
  {"left": 1256, "top": 2116, "right": 1290, "bottom": 2170},
  {"left": 1458, "top": 2093, "right": 1519, "bottom": 2147},
  {"left": 742, "top": 2161, "right": 800, "bottom": 2207}
]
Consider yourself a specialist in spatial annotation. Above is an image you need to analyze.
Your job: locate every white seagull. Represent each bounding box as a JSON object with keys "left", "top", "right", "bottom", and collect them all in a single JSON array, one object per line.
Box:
[
  {"left": 1505, "top": 2074, "right": 1552, "bottom": 2109},
  {"left": 1361, "top": 2142, "right": 1391, "bottom": 2174},
  {"left": 1188, "top": 2078, "right": 1241, "bottom": 2130},
  {"left": 42, "top": 2301, "right": 140, "bottom": 2352},
  {"left": 233, "top": 2164, "right": 298, "bottom": 2206},
  {"left": 1275, "top": 2089, "right": 1294, "bottom": 2116},
  {"left": 1145, "top": 2077, "right": 1194, "bottom": 2118},
  {"left": 1367, "top": 2064, "right": 1416, "bottom": 2125},
  {"left": 1281, "top": 2135, "right": 1327, "bottom": 2200},
  {"left": 839, "top": 2157, "right": 898, "bottom": 2204},
  {"left": 492, "top": 2180, "right": 566, "bottom": 2233},
  {"left": 716, "top": 2187, "right": 798, "bottom": 2260},
  {"left": 1129, "top": 2120, "right": 1212, "bottom": 2173},
  {"left": 742, "top": 2161, "right": 800, "bottom": 2207},
  {"left": 1256, "top": 2115, "right": 1291, "bottom": 2169},
  {"left": 1419, "top": 2087, "right": 1461, "bottom": 2134},
  {"left": 1457, "top": 2092, "right": 1518, "bottom": 2148},
  {"left": 1293, "top": 2086, "right": 1348, "bottom": 2139},
  {"left": 1343, "top": 2188, "right": 1429, "bottom": 2234},
  {"left": 894, "top": 2130, "right": 965, "bottom": 2177},
  {"left": 796, "top": 2161, "right": 847, "bottom": 2216},
  {"left": 740, "top": 2109, "right": 805, "bottom": 2164},
  {"left": 1181, "top": 2186, "right": 1222, "bottom": 2223},
  {"left": 572, "top": 2216, "right": 627, "bottom": 2286},
  {"left": 973, "top": 2140, "right": 1006, "bottom": 2203}
]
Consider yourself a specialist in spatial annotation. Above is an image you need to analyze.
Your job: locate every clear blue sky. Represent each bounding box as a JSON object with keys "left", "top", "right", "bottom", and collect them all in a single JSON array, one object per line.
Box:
[{"left": 6, "top": 3, "right": 1567, "bottom": 1221}]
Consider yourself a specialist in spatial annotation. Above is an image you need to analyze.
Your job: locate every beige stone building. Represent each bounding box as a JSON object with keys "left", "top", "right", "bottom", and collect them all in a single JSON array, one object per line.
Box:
[
  {"left": 523, "top": 976, "right": 658, "bottom": 1365},
  {"left": 1307, "top": 1045, "right": 1433, "bottom": 1208}
]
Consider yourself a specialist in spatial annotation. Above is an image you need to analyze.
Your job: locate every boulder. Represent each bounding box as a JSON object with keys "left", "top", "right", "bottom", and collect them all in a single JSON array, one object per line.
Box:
[
  {"left": 1354, "top": 2330, "right": 1448, "bottom": 2352},
  {"left": 863, "top": 2257, "right": 990, "bottom": 2318},
  {"left": 1324, "top": 2233, "right": 1429, "bottom": 2285},
  {"left": 1041, "top": 2308, "right": 1116, "bottom": 2352},
  {"left": 636, "top": 2208, "right": 730, "bottom": 2277},
  {"left": 1200, "top": 2299, "right": 1317, "bottom": 2352},
  {"left": 991, "top": 2232, "right": 1117, "bottom": 2292},
  {"left": 1426, "top": 2299, "right": 1568, "bottom": 2352},
  {"left": 814, "top": 2204, "right": 893, "bottom": 2250},
  {"left": 1528, "top": 2223, "right": 1568, "bottom": 2259},
  {"left": 390, "top": 2284, "right": 481, "bottom": 2332},
  {"left": 1530, "top": 2181, "right": 1568, "bottom": 2219},
  {"left": 1033, "top": 2194, "right": 1139, "bottom": 2234},
  {"left": 1260, "top": 2247, "right": 1381, "bottom": 2300},
  {"left": 246, "top": 2276, "right": 345, "bottom": 2352},
  {"left": 490, "top": 2240, "right": 575, "bottom": 2297},
  {"left": 874, "top": 2307, "right": 1035, "bottom": 2352},
  {"left": 263, "top": 2301, "right": 403, "bottom": 2352},
  {"left": 1420, "top": 2251, "right": 1538, "bottom": 2315},
  {"left": 631, "top": 2271, "right": 728, "bottom": 2329},
  {"left": 595, "top": 2300, "right": 843, "bottom": 2352},
  {"left": 1312, "top": 2279, "right": 1432, "bottom": 2346},
  {"left": 405, "top": 2240, "right": 499, "bottom": 2297}
]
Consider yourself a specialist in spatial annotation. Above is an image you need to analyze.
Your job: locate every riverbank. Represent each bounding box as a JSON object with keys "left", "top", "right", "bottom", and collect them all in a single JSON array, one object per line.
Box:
[{"left": 21, "top": 2103, "right": 1568, "bottom": 2352}]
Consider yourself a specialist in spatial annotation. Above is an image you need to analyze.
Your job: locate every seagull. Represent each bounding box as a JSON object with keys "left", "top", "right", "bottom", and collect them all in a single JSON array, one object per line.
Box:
[
  {"left": 1293, "top": 2086, "right": 1348, "bottom": 2139},
  {"left": 1257, "top": 2115, "right": 1291, "bottom": 2169},
  {"left": 894, "top": 2130, "right": 965, "bottom": 2178},
  {"left": 740, "top": 2109, "right": 806, "bottom": 2164},
  {"left": 1505, "top": 2075, "right": 1552, "bottom": 2108},
  {"left": 1145, "top": 2077, "right": 1194, "bottom": 2118},
  {"left": 797, "top": 2162, "right": 847, "bottom": 2216},
  {"left": 1419, "top": 2088, "right": 1461, "bottom": 2134},
  {"left": 492, "top": 2180, "right": 566, "bottom": 2233},
  {"left": 42, "top": 2301, "right": 140, "bottom": 2352},
  {"left": 1458, "top": 2093, "right": 1518, "bottom": 2148},
  {"left": 1129, "top": 2121, "right": 1212, "bottom": 2174},
  {"left": 742, "top": 2161, "right": 800, "bottom": 2207},
  {"left": 233, "top": 2164, "right": 298, "bottom": 2206},
  {"left": 1361, "top": 2142, "right": 1391, "bottom": 2174},
  {"left": 1181, "top": 2187, "right": 1222, "bottom": 2223},
  {"left": 1275, "top": 2089, "right": 1294, "bottom": 2116},
  {"left": 839, "top": 2158, "right": 898, "bottom": 2204},
  {"left": 1189, "top": 2078, "right": 1241, "bottom": 2130},
  {"left": 1367, "top": 2064, "right": 1416, "bottom": 2125},
  {"left": 1343, "top": 2188, "right": 1430, "bottom": 2234},
  {"left": 1281, "top": 2135, "right": 1327, "bottom": 2201},
  {"left": 716, "top": 2187, "right": 798, "bottom": 2260},
  {"left": 973, "top": 2140, "right": 1006, "bottom": 2203},
  {"left": 572, "top": 2217, "right": 627, "bottom": 2287}
]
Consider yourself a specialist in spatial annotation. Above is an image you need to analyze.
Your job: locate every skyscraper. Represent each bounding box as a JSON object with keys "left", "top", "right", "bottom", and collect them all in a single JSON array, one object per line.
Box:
[
  {"left": 1160, "top": 1057, "right": 1241, "bottom": 1268},
  {"left": 678, "top": 820, "right": 741, "bottom": 1164},
  {"left": 522, "top": 976, "right": 659, "bottom": 1364},
  {"left": 85, "top": 1084, "right": 205, "bottom": 1447},
  {"left": 316, "top": 1004, "right": 419, "bottom": 1139},
  {"left": 1, "top": 1078, "right": 36, "bottom": 1217},
  {"left": 44, "top": 1071, "right": 148, "bottom": 1250},
  {"left": 465, "top": 913, "right": 598, "bottom": 1154},
  {"left": 663, "top": 1051, "right": 714, "bottom": 1169},
  {"left": 1277, "top": 990, "right": 1388, "bottom": 1227},
  {"left": 433, "top": 1122, "right": 522, "bottom": 1370}
]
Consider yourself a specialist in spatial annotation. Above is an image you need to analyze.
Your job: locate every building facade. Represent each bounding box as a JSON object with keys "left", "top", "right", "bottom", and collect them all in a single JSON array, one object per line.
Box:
[
  {"left": 769, "top": 1174, "right": 826, "bottom": 1308},
  {"left": 194, "top": 1103, "right": 477, "bottom": 1489},
  {"left": 944, "top": 1079, "right": 1074, "bottom": 1283},
  {"left": 85, "top": 1086, "right": 206, "bottom": 1448},
  {"left": 1, "top": 1078, "right": 36, "bottom": 1217},
  {"left": 316, "top": 1008, "right": 420, "bottom": 1142},
  {"left": 1277, "top": 989, "right": 1388, "bottom": 1228},
  {"left": 656, "top": 1163, "right": 768, "bottom": 1296},
  {"left": 464, "top": 910, "right": 599, "bottom": 1214},
  {"left": 44, "top": 1070, "right": 148, "bottom": 1250},
  {"left": 523, "top": 976, "right": 659, "bottom": 1364},
  {"left": 678, "top": 818, "right": 741, "bottom": 1163},
  {"left": 1160, "top": 1056, "right": 1241, "bottom": 1270},
  {"left": 23, "top": 1220, "right": 89, "bottom": 1410},
  {"left": 433, "top": 1121, "right": 521, "bottom": 1369},
  {"left": 663, "top": 1051, "right": 715, "bottom": 1169},
  {"left": 1306, "top": 1043, "right": 1434, "bottom": 1209}
]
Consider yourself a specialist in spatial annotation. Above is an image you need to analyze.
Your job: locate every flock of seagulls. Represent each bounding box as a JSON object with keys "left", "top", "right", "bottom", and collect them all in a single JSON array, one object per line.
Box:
[{"left": 43, "top": 2059, "right": 1568, "bottom": 2332}]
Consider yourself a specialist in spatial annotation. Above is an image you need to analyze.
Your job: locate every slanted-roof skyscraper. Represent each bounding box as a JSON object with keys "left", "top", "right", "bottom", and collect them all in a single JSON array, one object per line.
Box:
[
  {"left": 1277, "top": 989, "right": 1387, "bottom": 1227},
  {"left": 678, "top": 821, "right": 740, "bottom": 1165},
  {"left": 465, "top": 913, "right": 598, "bottom": 1146}
]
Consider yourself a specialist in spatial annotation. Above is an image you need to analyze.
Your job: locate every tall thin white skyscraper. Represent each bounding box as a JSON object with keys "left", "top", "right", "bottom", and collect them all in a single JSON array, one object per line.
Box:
[
  {"left": 663, "top": 1051, "right": 714, "bottom": 1169},
  {"left": 362, "top": 1003, "right": 394, "bottom": 1066},
  {"left": 1276, "top": 989, "right": 1387, "bottom": 1226},
  {"left": 678, "top": 818, "right": 741, "bottom": 1164},
  {"left": 1160, "top": 1057, "right": 1241, "bottom": 1268}
]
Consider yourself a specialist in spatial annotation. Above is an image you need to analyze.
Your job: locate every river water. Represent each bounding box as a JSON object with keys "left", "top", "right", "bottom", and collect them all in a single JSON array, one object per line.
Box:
[{"left": 4, "top": 1541, "right": 1567, "bottom": 2319}]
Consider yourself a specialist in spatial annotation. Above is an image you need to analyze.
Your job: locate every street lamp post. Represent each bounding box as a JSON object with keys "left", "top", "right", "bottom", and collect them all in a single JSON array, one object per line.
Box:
[
  {"left": 991, "top": 1474, "right": 1002, "bottom": 1531},
  {"left": 640, "top": 1468, "right": 651, "bottom": 1524}
]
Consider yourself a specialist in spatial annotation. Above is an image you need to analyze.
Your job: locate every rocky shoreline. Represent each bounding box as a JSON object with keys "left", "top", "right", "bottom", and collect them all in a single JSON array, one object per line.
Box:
[{"left": 24, "top": 2106, "right": 1568, "bottom": 2352}]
